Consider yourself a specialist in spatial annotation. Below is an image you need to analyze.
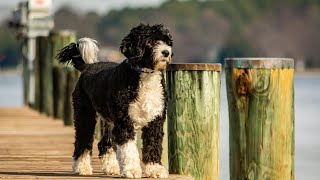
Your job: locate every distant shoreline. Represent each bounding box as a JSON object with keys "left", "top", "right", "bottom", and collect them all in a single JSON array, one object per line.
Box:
[{"left": 0, "top": 68, "right": 22, "bottom": 76}]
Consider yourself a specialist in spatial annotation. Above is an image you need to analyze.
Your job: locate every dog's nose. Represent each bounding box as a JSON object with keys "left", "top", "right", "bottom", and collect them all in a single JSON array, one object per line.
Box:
[{"left": 162, "top": 50, "right": 170, "bottom": 57}]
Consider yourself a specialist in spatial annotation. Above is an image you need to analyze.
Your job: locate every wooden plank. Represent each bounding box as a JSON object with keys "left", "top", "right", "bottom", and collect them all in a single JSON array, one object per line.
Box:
[{"left": 0, "top": 107, "right": 192, "bottom": 179}]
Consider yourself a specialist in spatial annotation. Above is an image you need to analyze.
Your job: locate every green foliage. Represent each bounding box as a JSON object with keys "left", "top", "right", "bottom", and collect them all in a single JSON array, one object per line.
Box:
[
  {"left": 2, "top": 0, "right": 320, "bottom": 67},
  {"left": 95, "top": 0, "right": 320, "bottom": 63}
]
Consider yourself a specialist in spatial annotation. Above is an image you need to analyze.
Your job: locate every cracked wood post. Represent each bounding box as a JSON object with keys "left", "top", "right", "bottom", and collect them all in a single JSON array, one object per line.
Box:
[
  {"left": 225, "top": 58, "right": 295, "bottom": 180},
  {"left": 167, "top": 63, "right": 221, "bottom": 180},
  {"left": 51, "top": 30, "right": 76, "bottom": 119}
]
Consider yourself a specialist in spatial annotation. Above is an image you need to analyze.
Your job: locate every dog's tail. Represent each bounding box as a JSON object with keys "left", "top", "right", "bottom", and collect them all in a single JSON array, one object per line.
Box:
[{"left": 56, "top": 37, "right": 99, "bottom": 71}]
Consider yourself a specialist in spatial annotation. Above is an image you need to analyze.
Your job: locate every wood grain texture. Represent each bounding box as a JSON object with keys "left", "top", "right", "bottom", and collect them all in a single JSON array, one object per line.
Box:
[
  {"left": 0, "top": 107, "right": 192, "bottom": 179},
  {"left": 167, "top": 70, "right": 220, "bottom": 180},
  {"left": 225, "top": 68, "right": 294, "bottom": 180},
  {"left": 167, "top": 63, "right": 221, "bottom": 71}
]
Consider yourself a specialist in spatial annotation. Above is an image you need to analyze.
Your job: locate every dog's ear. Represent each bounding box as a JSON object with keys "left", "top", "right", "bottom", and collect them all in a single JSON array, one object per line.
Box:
[{"left": 120, "top": 24, "right": 149, "bottom": 62}]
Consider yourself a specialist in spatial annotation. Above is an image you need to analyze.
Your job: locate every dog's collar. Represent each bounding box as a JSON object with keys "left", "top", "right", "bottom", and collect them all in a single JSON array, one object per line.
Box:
[{"left": 126, "top": 60, "right": 154, "bottom": 73}]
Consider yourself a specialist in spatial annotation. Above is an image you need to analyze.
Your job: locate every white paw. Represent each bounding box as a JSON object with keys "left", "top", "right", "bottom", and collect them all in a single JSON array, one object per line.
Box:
[
  {"left": 117, "top": 139, "right": 142, "bottom": 178},
  {"left": 102, "top": 163, "right": 120, "bottom": 175},
  {"left": 121, "top": 167, "right": 142, "bottom": 178},
  {"left": 144, "top": 163, "right": 169, "bottom": 178},
  {"left": 100, "top": 150, "right": 120, "bottom": 175},
  {"left": 72, "top": 151, "right": 93, "bottom": 175}
]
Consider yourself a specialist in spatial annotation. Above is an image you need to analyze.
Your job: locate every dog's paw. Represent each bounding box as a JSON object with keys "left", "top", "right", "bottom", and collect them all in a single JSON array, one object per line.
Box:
[
  {"left": 144, "top": 163, "right": 169, "bottom": 178},
  {"left": 102, "top": 165, "right": 120, "bottom": 175},
  {"left": 121, "top": 167, "right": 142, "bottom": 178},
  {"left": 72, "top": 151, "right": 93, "bottom": 175},
  {"left": 72, "top": 159, "right": 93, "bottom": 176},
  {"left": 100, "top": 150, "right": 120, "bottom": 175},
  {"left": 73, "top": 167, "right": 93, "bottom": 176}
]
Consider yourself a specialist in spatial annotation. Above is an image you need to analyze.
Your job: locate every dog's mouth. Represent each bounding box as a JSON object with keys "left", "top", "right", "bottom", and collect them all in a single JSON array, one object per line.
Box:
[{"left": 153, "top": 58, "right": 171, "bottom": 71}]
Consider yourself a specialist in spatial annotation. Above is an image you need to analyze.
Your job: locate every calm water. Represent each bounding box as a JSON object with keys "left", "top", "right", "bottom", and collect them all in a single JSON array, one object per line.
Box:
[{"left": 0, "top": 73, "right": 319, "bottom": 179}]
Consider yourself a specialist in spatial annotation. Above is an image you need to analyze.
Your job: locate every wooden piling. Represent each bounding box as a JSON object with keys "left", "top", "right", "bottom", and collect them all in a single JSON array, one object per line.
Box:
[
  {"left": 225, "top": 58, "right": 295, "bottom": 180},
  {"left": 36, "top": 36, "right": 53, "bottom": 115},
  {"left": 21, "top": 39, "right": 29, "bottom": 105},
  {"left": 167, "top": 63, "right": 221, "bottom": 180},
  {"left": 63, "top": 69, "right": 78, "bottom": 126},
  {"left": 50, "top": 30, "right": 76, "bottom": 119},
  {"left": 52, "top": 66, "right": 66, "bottom": 119}
]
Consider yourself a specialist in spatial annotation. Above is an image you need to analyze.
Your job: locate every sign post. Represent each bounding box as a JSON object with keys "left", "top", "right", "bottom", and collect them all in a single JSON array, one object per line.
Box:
[{"left": 9, "top": 0, "right": 54, "bottom": 106}]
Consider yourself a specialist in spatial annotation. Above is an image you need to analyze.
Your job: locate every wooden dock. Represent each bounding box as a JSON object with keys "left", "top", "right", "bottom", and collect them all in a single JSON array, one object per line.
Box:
[{"left": 0, "top": 107, "right": 192, "bottom": 179}]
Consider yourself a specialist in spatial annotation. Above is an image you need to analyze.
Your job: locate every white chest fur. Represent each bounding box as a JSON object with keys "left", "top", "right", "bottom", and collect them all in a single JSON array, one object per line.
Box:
[{"left": 128, "top": 71, "right": 165, "bottom": 129}]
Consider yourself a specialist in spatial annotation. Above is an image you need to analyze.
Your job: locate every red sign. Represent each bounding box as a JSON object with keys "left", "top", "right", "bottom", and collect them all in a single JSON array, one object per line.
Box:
[{"left": 29, "top": 0, "right": 51, "bottom": 10}]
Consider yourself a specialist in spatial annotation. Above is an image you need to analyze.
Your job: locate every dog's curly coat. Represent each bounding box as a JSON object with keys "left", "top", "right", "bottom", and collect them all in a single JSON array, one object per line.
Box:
[{"left": 56, "top": 24, "right": 173, "bottom": 178}]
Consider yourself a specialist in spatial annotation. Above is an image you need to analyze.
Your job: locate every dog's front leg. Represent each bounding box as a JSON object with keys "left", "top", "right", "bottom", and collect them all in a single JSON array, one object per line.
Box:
[
  {"left": 141, "top": 116, "right": 169, "bottom": 178},
  {"left": 116, "top": 135, "right": 142, "bottom": 178}
]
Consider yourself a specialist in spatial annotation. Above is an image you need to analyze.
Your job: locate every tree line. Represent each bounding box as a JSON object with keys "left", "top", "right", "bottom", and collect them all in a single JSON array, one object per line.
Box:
[{"left": 1, "top": 0, "right": 320, "bottom": 68}]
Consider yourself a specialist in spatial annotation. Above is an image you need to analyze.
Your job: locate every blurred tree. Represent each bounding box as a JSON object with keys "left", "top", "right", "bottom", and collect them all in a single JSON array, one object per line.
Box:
[
  {"left": 217, "top": 30, "right": 258, "bottom": 64},
  {"left": 3, "top": 0, "right": 319, "bottom": 68},
  {"left": 54, "top": 6, "right": 100, "bottom": 40}
]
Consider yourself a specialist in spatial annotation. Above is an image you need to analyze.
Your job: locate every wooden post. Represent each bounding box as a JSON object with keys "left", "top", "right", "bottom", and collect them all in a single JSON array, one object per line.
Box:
[
  {"left": 167, "top": 63, "right": 221, "bottom": 180},
  {"left": 21, "top": 39, "right": 30, "bottom": 105},
  {"left": 50, "top": 30, "right": 76, "bottom": 119},
  {"left": 50, "top": 30, "right": 76, "bottom": 66},
  {"left": 225, "top": 58, "right": 295, "bottom": 180},
  {"left": 52, "top": 66, "right": 66, "bottom": 119},
  {"left": 63, "top": 69, "right": 78, "bottom": 126},
  {"left": 33, "top": 40, "right": 40, "bottom": 111},
  {"left": 36, "top": 36, "right": 53, "bottom": 115}
]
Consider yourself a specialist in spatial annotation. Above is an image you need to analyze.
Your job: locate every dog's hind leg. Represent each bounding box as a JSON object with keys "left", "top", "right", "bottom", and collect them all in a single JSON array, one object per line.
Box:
[
  {"left": 98, "top": 118, "right": 120, "bottom": 175},
  {"left": 141, "top": 116, "right": 169, "bottom": 178},
  {"left": 72, "top": 88, "right": 96, "bottom": 175}
]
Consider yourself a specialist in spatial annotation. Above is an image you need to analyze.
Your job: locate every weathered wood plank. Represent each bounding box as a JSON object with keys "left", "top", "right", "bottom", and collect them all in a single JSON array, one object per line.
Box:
[
  {"left": 0, "top": 107, "right": 192, "bottom": 179},
  {"left": 225, "top": 58, "right": 294, "bottom": 180},
  {"left": 167, "top": 65, "right": 221, "bottom": 180}
]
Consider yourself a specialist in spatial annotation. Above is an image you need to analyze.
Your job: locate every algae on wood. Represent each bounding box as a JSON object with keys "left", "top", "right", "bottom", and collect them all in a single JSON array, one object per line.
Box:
[
  {"left": 225, "top": 58, "right": 295, "bottom": 180},
  {"left": 167, "top": 64, "right": 221, "bottom": 180}
]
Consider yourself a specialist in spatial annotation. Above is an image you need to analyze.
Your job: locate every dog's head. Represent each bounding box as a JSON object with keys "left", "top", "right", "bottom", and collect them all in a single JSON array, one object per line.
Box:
[{"left": 120, "top": 23, "right": 173, "bottom": 71}]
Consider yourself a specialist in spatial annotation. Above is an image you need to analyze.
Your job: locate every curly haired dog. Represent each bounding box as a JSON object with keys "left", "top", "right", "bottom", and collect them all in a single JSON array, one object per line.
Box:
[{"left": 56, "top": 24, "right": 173, "bottom": 178}]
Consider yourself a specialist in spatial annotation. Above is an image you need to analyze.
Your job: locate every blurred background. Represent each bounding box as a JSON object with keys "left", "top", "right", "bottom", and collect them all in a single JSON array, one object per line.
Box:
[{"left": 0, "top": 0, "right": 319, "bottom": 179}]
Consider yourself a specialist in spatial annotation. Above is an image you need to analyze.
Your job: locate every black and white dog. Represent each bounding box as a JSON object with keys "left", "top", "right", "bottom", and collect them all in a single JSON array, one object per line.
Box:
[{"left": 56, "top": 24, "right": 173, "bottom": 178}]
